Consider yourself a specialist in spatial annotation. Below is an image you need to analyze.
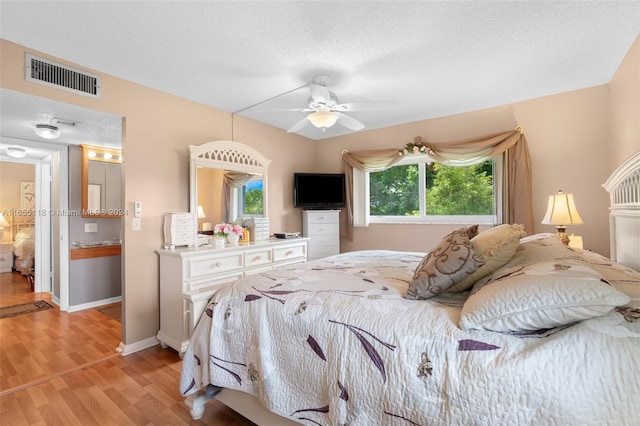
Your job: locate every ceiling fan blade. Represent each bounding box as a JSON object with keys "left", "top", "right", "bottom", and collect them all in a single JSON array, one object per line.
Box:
[
  {"left": 252, "top": 107, "right": 313, "bottom": 112},
  {"left": 334, "top": 101, "right": 398, "bottom": 112},
  {"left": 336, "top": 112, "right": 365, "bottom": 131},
  {"left": 287, "top": 116, "right": 310, "bottom": 133},
  {"left": 310, "top": 83, "right": 331, "bottom": 104}
]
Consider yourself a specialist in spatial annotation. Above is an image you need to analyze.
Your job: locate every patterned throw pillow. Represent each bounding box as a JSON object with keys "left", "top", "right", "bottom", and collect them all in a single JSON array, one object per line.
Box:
[
  {"left": 405, "top": 228, "right": 485, "bottom": 300},
  {"left": 446, "top": 224, "right": 526, "bottom": 293},
  {"left": 463, "top": 224, "right": 479, "bottom": 239}
]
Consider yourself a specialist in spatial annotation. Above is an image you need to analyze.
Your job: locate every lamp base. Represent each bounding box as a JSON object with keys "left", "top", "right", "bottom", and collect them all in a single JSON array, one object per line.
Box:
[{"left": 555, "top": 226, "right": 570, "bottom": 245}]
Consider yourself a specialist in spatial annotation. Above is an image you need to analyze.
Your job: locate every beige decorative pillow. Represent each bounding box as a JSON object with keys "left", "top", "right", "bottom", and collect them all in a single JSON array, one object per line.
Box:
[
  {"left": 446, "top": 224, "right": 526, "bottom": 293},
  {"left": 405, "top": 228, "right": 485, "bottom": 300}
]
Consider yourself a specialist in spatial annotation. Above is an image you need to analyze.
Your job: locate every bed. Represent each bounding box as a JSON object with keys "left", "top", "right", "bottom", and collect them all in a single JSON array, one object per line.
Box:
[
  {"left": 180, "top": 153, "right": 640, "bottom": 425},
  {"left": 13, "top": 225, "right": 35, "bottom": 276}
]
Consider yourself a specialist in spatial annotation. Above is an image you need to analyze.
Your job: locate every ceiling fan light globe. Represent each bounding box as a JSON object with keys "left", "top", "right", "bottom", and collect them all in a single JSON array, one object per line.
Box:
[{"left": 308, "top": 111, "right": 339, "bottom": 129}]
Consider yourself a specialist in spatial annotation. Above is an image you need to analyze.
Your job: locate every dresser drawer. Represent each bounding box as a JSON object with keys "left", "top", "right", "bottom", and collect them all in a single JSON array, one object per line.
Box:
[
  {"left": 187, "top": 253, "right": 244, "bottom": 279},
  {"left": 273, "top": 243, "right": 306, "bottom": 262},
  {"left": 308, "top": 234, "right": 338, "bottom": 247},
  {"left": 305, "top": 223, "right": 339, "bottom": 237},
  {"left": 187, "top": 271, "right": 243, "bottom": 291},
  {"left": 244, "top": 247, "right": 273, "bottom": 268},
  {"left": 308, "top": 245, "right": 339, "bottom": 260},
  {"left": 0, "top": 253, "right": 12, "bottom": 273},
  {"left": 304, "top": 211, "right": 339, "bottom": 224}
]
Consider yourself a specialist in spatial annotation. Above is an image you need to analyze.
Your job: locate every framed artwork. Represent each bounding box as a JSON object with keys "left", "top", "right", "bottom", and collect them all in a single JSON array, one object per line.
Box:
[{"left": 20, "top": 181, "right": 35, "bottom": 210}]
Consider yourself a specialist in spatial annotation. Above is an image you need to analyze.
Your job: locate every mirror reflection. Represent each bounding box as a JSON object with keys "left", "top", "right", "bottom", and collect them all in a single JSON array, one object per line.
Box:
[
  {"left": 81, "top": 145, "right": 124, "bottom": 217},
  {"left": 196, "top": 168, "right": 264, "bottom": 230},
  {"left": 190, "top": 141, "right": 271, "bottom": 242}
]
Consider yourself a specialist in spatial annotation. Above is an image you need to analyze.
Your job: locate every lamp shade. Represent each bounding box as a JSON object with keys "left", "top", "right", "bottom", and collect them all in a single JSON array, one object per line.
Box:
[
  {"left": 197, "top": 205, "right": 206, "bottom": 219},
  {"left": 0, "top": 214, "right": 9, "bottom": 227},
  {"left": 541, "top": 190, "right": 583, "bottom": 226},
  {"left": 307, "top": 111, "right": 339, "bottom": 129}
]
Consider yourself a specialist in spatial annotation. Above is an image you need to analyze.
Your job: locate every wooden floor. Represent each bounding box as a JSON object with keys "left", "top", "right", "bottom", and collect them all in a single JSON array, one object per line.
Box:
[{"left": 0, "top": 271, "right": 256, "bottom": 425}]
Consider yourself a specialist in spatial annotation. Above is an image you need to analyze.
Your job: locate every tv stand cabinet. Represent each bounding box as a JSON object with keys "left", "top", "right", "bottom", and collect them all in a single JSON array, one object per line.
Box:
[{"left": 302, "top": 210, "right": 340, "bottom": 260}]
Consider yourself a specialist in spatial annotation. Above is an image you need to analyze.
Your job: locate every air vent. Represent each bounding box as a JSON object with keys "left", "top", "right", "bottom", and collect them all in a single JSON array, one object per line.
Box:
[{"left": 25, "top": 53, "right": 101, "bottom": 98}]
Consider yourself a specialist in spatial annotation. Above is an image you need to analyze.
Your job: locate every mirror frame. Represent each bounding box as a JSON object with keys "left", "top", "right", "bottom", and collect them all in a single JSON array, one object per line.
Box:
[
  {"left": 190, "top": 140, "right": 271, "bottom": 242},
  {"left": 81, "top": 144, "right": 124, "bottom": 218}
]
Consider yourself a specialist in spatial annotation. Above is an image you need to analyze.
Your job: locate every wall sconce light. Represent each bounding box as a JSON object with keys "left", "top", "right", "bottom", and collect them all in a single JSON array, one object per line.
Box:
[
  {"left": 541, "top": 190, "right": 583, "bottom": 245},
  {"left": 34, "top": 124, "right": 61, "bottom": 139}
]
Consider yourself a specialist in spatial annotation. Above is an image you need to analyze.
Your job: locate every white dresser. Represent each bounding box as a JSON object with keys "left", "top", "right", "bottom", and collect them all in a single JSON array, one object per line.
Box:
[
  {"left": 156, "top": 237, "right": 309, "bottom": 355},
  {"left": 302, "top": 210, "right": 340, "bottom": 260},
  {"left": 0, "top": 243, "right": 13, "bottom": 273}
]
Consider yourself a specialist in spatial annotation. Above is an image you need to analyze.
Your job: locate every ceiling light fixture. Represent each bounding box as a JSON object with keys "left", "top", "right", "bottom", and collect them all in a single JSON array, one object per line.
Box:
[
  {"left": 6, "top": 146, "right": 27, "bottom": 158},
  {"left": 307, "top": 110, "right": 339, "bottom": 131},
  {"left": 34, "top": 124, "right": 61, "bottom": 139}
]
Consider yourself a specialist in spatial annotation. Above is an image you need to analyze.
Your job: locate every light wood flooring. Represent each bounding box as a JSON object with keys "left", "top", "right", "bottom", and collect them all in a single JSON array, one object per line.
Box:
[{"left": 0, "top": 271, "right": 256, "bottom": 425}]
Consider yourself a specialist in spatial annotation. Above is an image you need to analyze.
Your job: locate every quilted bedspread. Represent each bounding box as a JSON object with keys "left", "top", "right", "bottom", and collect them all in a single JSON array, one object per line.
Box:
[{"left": 180, "top": 250, "right": 640, "bottom": 425}]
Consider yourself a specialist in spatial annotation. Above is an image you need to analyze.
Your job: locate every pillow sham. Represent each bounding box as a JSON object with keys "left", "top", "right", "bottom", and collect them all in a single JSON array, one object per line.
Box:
[
  {"left": 405, "top": 228, "right": 485, "bottom": 300},
  {"left": 447, "top": 224, "right": 526, "bottom": 293},
  {"left": 459, "top": 260, "right": 631, "bottom": 332}
]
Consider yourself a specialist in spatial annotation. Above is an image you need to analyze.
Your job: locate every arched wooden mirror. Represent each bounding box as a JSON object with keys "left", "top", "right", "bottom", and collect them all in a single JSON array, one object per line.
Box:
[
  {"left": 189, "top": 141, "right": 271, "bottom": 242},
  {"left": 81, "top": 144, "right": 124, "bottom": 217}
]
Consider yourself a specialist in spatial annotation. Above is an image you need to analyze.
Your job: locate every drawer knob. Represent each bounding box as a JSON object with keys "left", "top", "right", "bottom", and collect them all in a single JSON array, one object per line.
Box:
[
  {"left": 0, "top": 257, "right": 4, "bottom": 262},
  {"left": 215, "top": 261, "right": 223, "bottom": 267},
  {"left": 285, "top": 250, "right": 294, "bottom": 256},
  {"left": 252, "top": 255, "right": 263, "bottom": 261}
]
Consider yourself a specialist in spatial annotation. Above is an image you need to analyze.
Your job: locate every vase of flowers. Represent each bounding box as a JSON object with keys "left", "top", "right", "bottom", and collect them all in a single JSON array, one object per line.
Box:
[{"left": 214, "top": 223, "right": 244, "bottom": 245}]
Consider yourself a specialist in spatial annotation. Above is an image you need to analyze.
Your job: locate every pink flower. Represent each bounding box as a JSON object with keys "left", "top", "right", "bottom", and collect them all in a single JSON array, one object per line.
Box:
[
  {"left": 412, "top": 146, "right": 419, "bottom": 153},
  {"left": 215, "top": 223, "right": 243, "bottom": 237}
]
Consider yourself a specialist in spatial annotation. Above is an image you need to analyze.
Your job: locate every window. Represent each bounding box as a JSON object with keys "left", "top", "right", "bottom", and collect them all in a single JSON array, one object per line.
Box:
[
  {"left": 368, "top": 156, "right": 501, "bottom": 224},
  {"left": 238, "top": 177, "right": 264, "bottom": 216}
]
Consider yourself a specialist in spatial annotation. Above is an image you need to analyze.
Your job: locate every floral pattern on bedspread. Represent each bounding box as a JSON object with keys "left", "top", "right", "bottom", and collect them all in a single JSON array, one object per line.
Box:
[{"left": 180, "top": 250, "right": 640, "bottom": 426}]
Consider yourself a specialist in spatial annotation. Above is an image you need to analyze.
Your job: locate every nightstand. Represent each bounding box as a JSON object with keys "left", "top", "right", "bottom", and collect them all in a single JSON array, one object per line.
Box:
[{"left": 0, "top": 243, "right": 13, "bottom": 273}]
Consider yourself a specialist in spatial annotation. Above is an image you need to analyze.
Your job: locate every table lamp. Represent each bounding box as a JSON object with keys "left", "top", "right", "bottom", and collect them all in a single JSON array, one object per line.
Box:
[{"left": 541, "top": 190, "right": 583, "bottom": 245}]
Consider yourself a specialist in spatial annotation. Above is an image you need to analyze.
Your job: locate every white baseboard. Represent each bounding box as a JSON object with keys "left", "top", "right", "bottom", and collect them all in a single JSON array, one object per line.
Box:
[
  {"left": 67, "top": 296, "right": 122, "bottom": 313},
  {"left": 117, "top": 336, "right": 159, "bottom": 356}
]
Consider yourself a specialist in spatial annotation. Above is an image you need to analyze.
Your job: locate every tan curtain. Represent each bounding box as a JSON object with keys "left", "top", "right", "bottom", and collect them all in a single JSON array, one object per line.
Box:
[
  {"left": 222, "top": 172, "right": 252, "bottom": 222},
  {"left": 342, "top": 149, "right": 402, "bottom": 239},
  {"left": 341, "top": 129, "right": 534, "bottom": 239}
]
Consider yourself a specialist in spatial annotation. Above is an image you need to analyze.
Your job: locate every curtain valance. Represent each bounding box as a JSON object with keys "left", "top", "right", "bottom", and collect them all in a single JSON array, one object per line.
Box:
[{"left": 341, "top": 128, "right": 533, "bottom": 239}]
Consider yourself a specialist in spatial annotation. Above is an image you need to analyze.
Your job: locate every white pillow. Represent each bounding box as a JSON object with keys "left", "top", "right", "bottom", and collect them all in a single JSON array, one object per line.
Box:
[{"left": 459, "top": 261, "right": 631, "bottom": 332}]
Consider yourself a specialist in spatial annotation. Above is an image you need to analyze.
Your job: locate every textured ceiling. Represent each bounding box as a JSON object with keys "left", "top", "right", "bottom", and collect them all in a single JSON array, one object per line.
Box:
[{"left": 0, "top": 0, "right": 639, "bottom": 147}]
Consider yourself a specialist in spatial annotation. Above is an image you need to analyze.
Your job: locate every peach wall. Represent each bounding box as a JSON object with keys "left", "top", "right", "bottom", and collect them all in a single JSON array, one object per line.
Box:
[
  {"left": 319, "top": 86, "right": 613, "bottom": 257},
  {"left": 609, "top": 35, "right": 640, "bottom": 171},
  {"left": 0, "top": 39, "right": 315, "bottom": 346}
]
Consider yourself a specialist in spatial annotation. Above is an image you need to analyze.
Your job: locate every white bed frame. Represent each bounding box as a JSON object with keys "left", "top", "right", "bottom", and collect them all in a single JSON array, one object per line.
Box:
[
  {"left": 186, "top": 151, "right": 640, "bottom": 424},
  {"left": 603, "top": 151, "right": 640, "bottom": 272}
]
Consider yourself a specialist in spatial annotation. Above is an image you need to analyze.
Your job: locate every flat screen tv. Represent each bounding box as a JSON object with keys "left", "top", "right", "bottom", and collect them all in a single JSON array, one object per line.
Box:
[{"left": 294, "top": 173, "right": 346, "bottom": 209}]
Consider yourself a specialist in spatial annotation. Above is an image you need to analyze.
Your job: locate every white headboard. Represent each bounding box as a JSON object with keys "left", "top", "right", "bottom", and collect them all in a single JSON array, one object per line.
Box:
[{"left": 602, "top": 151, "right": 640, "bottom": 271}]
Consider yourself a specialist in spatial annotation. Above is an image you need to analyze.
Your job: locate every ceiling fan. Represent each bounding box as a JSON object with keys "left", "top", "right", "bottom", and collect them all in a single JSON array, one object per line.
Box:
[{"left": 283, "top": 75, "right": 396, "bottom": 133}]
